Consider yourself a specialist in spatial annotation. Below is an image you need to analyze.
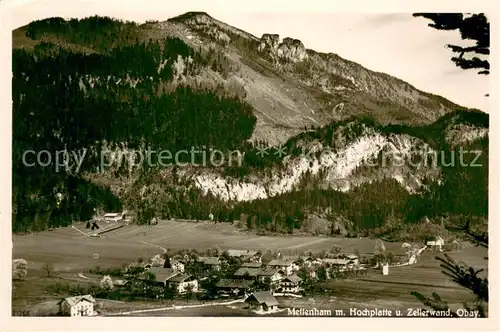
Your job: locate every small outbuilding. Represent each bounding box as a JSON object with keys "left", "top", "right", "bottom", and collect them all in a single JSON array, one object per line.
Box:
[{"left": 245, "top": 291, "right": 279, "bottom": 312}]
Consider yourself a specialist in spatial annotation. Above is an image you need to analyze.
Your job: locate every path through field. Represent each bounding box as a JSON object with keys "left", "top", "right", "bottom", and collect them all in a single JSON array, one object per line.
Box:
[{"left": 106, "top": 299, "right": 245, "bottom": 316}]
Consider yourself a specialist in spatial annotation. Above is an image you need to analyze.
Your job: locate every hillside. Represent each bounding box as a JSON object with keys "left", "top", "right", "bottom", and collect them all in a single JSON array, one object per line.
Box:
[
  {"left": 12, "top": 13, "right": 488, "bottom": 235},
  {"left": 13, "top": 12, "right": 472, "bottom": 145}
]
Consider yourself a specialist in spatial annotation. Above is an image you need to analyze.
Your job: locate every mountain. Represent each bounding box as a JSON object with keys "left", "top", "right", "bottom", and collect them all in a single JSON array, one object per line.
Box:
[{"left": 12, "top": 13, "right": 488, "bottom": 236}]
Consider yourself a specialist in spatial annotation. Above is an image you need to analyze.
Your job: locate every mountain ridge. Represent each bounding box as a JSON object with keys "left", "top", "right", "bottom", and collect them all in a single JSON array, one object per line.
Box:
[
  {"left": 12, "top": 12, "right": 477, "bottom": 146},
  {"left": 11, "top": 13, "right": 488, "bottom": 235}
]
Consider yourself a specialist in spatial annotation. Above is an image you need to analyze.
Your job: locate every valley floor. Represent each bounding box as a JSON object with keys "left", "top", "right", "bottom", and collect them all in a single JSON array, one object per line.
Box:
[{"left": 12, "top": 219, "right": 488, "bottom": 317}]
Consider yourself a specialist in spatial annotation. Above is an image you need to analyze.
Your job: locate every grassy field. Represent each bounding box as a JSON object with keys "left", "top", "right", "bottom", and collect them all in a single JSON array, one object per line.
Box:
[{"left": 13, "top": 219, "right": 406, "bottom": 273}]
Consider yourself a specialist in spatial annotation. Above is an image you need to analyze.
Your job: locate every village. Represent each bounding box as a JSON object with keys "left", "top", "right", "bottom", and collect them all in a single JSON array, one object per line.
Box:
[
  {"left": 43, "top": 212, "right": 448, "bottom": 317},
  {"left": 12, "top": 210, "right": 473, "bottom": 318}
]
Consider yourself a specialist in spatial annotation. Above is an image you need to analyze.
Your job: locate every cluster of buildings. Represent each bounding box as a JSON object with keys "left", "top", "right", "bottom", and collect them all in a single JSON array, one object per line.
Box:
[
  {"left": 135, "top": 250, "right": 365, "bottom": 300},
  {"left": 58, "top": 236, "right": 440, "bottom": 316}
]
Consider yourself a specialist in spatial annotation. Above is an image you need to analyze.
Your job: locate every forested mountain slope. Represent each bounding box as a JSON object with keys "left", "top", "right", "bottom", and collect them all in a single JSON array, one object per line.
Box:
[{"left": 12, "top": 14, "right": 488, "bottom": 235}]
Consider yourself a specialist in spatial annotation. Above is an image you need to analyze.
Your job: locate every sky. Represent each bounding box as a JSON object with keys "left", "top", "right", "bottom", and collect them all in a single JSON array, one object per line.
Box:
[{"left": 3, "top": 0, "right": 491, "bottom": 111}]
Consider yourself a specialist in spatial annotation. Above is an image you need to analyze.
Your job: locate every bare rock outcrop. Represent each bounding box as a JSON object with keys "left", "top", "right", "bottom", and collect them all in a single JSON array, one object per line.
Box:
[{"left": 258, "top": 34, "right": 308, "bottom": 63}]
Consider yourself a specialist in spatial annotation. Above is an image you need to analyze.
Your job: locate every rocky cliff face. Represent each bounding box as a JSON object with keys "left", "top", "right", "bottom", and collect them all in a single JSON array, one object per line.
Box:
[
  {"left": 190, "top": 122, "right": 439, "bottom": 202},
  {"left": 258, "top": 34, "right": 308, "bottom": 63}
]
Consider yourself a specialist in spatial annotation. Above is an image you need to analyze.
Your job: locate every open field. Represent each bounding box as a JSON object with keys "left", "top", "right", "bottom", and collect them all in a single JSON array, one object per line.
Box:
[{"left": 13, "top": 219, "right": 406, "bottom": 273}]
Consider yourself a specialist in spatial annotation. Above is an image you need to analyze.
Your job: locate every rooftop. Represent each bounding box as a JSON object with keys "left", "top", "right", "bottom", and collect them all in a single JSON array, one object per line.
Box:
[
  {"left": 104, "top": 213, "right": 121, "bottom": 217},
  {"left": 246, "top": 291, "right": 279, "bottom": 306},
  {"left": 234, "top": 267, "right": 260, "bottom": 277},
  {"left": 268, "top": 259, "right": 295, "bottom": 266},
  {"left": 146, "top": 267, "right": 178, "bottom": 281},
  {"left": 241, "top": 262, "right": 262, "bottom": 268},
  {"left": 227, "top": 249, "right": 258, "bottom": 257},
  {"left": 257, "top": 268, "right": 282, "bottom": 277},
  {"left": 62, "top": 295, "right": 95, "bottom": 307},
  {"left": 198, "top": 257, "right": 221, "bottom": 265},
  {"left": 323, "top": 258, "right": 351, "bottom": 265},
  {"left": 282, "top": 275, "right": 302, "bottom": 283},
  {"left": 168, "top": 274, "right": 195, "bottom": 283},
  {"left": 216, "top": 279, "right": 255, "bottom": 289}
]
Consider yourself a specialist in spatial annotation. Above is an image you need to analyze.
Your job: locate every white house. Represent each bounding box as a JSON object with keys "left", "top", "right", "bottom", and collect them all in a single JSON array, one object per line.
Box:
[
  {"left": 170, "top": 259, "right": 185, "bottom": 273},
  {"left": 257, "top": 269, "right": 285, "bottom": 284},
  {"left": 278, "top": 275, "right": 302, "bottom": 294},
  {"left": 340, "top": 253, "right": 360, "bottom": 266},
  {"left": 301, "top": 256, "right": 322, "bottom": 268},
  {"left": 103, "top": 213, "right": 123, "bottom": 222},
  {"left": 268, "top": 259, "right": 300, "bottom": 275},
  {"left": 59, "top": 295, "right": 96, "bottom": 317},
  {"left": 426, "top": 235, "right": 445, "bottom": 251},
  {"left": 167, "top": 274, "right": 199, "bottom": 294}
]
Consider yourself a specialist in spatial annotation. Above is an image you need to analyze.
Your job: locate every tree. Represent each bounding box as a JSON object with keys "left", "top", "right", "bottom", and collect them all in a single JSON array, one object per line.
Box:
[
  {"left": 150, "top": 254, "right": 164, "bottom": 267},
  {"left": 185, "top": 283, "right": 194, "bottom": 301},
  {"left": 330, "top": 245, "right": 343, "bottom": 256},
  {"left": 373, "top": 239, "right": 386, "bottom": 266},
  {"left": 316, "top": 266, "right": 327, "bottom": 282},
  {"left": 12, "top": 259, "right": 28, "bottom": 280},
  {"left": 163, "top": 254, "right": 171, "bottom": 268},
  {"left": 413, "top": 13, "right": 490, "bottom": 75},
  {"left": 354, "top": 248, "right": 361, "bottom": 259},
  {"left": 145, "top": 272, "right": 156, "bottom": 283},
  {"left": 100, "top": 275, "right": 114, "bottom": 291},
  {"left": 42, "top": 263, "right": 54, "bottom": 278},
  {"left": 298, "top": 267, "right": 313, "bottom": 294}
]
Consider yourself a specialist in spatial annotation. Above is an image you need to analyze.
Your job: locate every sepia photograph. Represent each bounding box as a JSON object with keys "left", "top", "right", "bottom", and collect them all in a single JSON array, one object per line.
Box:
[{"left": 1, "top": 0, "right": 496, "bottom": 330}]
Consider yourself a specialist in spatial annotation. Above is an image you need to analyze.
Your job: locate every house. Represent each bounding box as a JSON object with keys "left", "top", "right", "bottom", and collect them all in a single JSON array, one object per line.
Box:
[
  {"left": 245, "top": 291, "right": 279, "bottom": 312},
  {"left": 234, "top": 267, "right": 284, "bottom": 284},
  {"left": 267, "top": 259, "right": 300, "bottom": 275},
  {"left": 278, "top": 275, "right": 302, "bottom": 294},
  {"left": 340, "top": 253, "right": 360, "bottom": 266},
  {"left": 256, "top": 269, "right": 285, "bottom": 284},
  {"left": 227, "top": 249, "right": 260, "bottom": 261},
  {"left": 59, "top": 295, "right": 96, "bottom": 317},
  {"left": 322, "top": 258, "right": 353, "bottom": 272},
  {"left": 142, "top": 267, "right": 178, "bottom": 286},
  {"left": 103, "top": 212, "right": 123, "bottom": 222},
  {"left": 301, "top": 256, "right": 322, "bottom": 268},
  {"left": 215, "top": 279, "right": 255, "bottom": 297},
  {"left": 426, "top": 235, "right": 445, "bottom": 250},
  {"left": 197, "top": 257, "right": 222, "bottom": 271},
  {"left": 112, "top": 279, "right": 129, "bottom": 288},
  {"left": 170, "top": 259, "right": 185, "bottom": 273},
  {"left": 166, "top": 274, "right": 199, "bottom": 294}
]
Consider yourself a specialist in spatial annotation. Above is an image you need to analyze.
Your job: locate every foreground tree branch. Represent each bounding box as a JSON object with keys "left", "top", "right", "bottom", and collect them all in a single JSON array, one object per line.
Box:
[{"left": 413, "top": 13, "right": 490, "bottom": 75}]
